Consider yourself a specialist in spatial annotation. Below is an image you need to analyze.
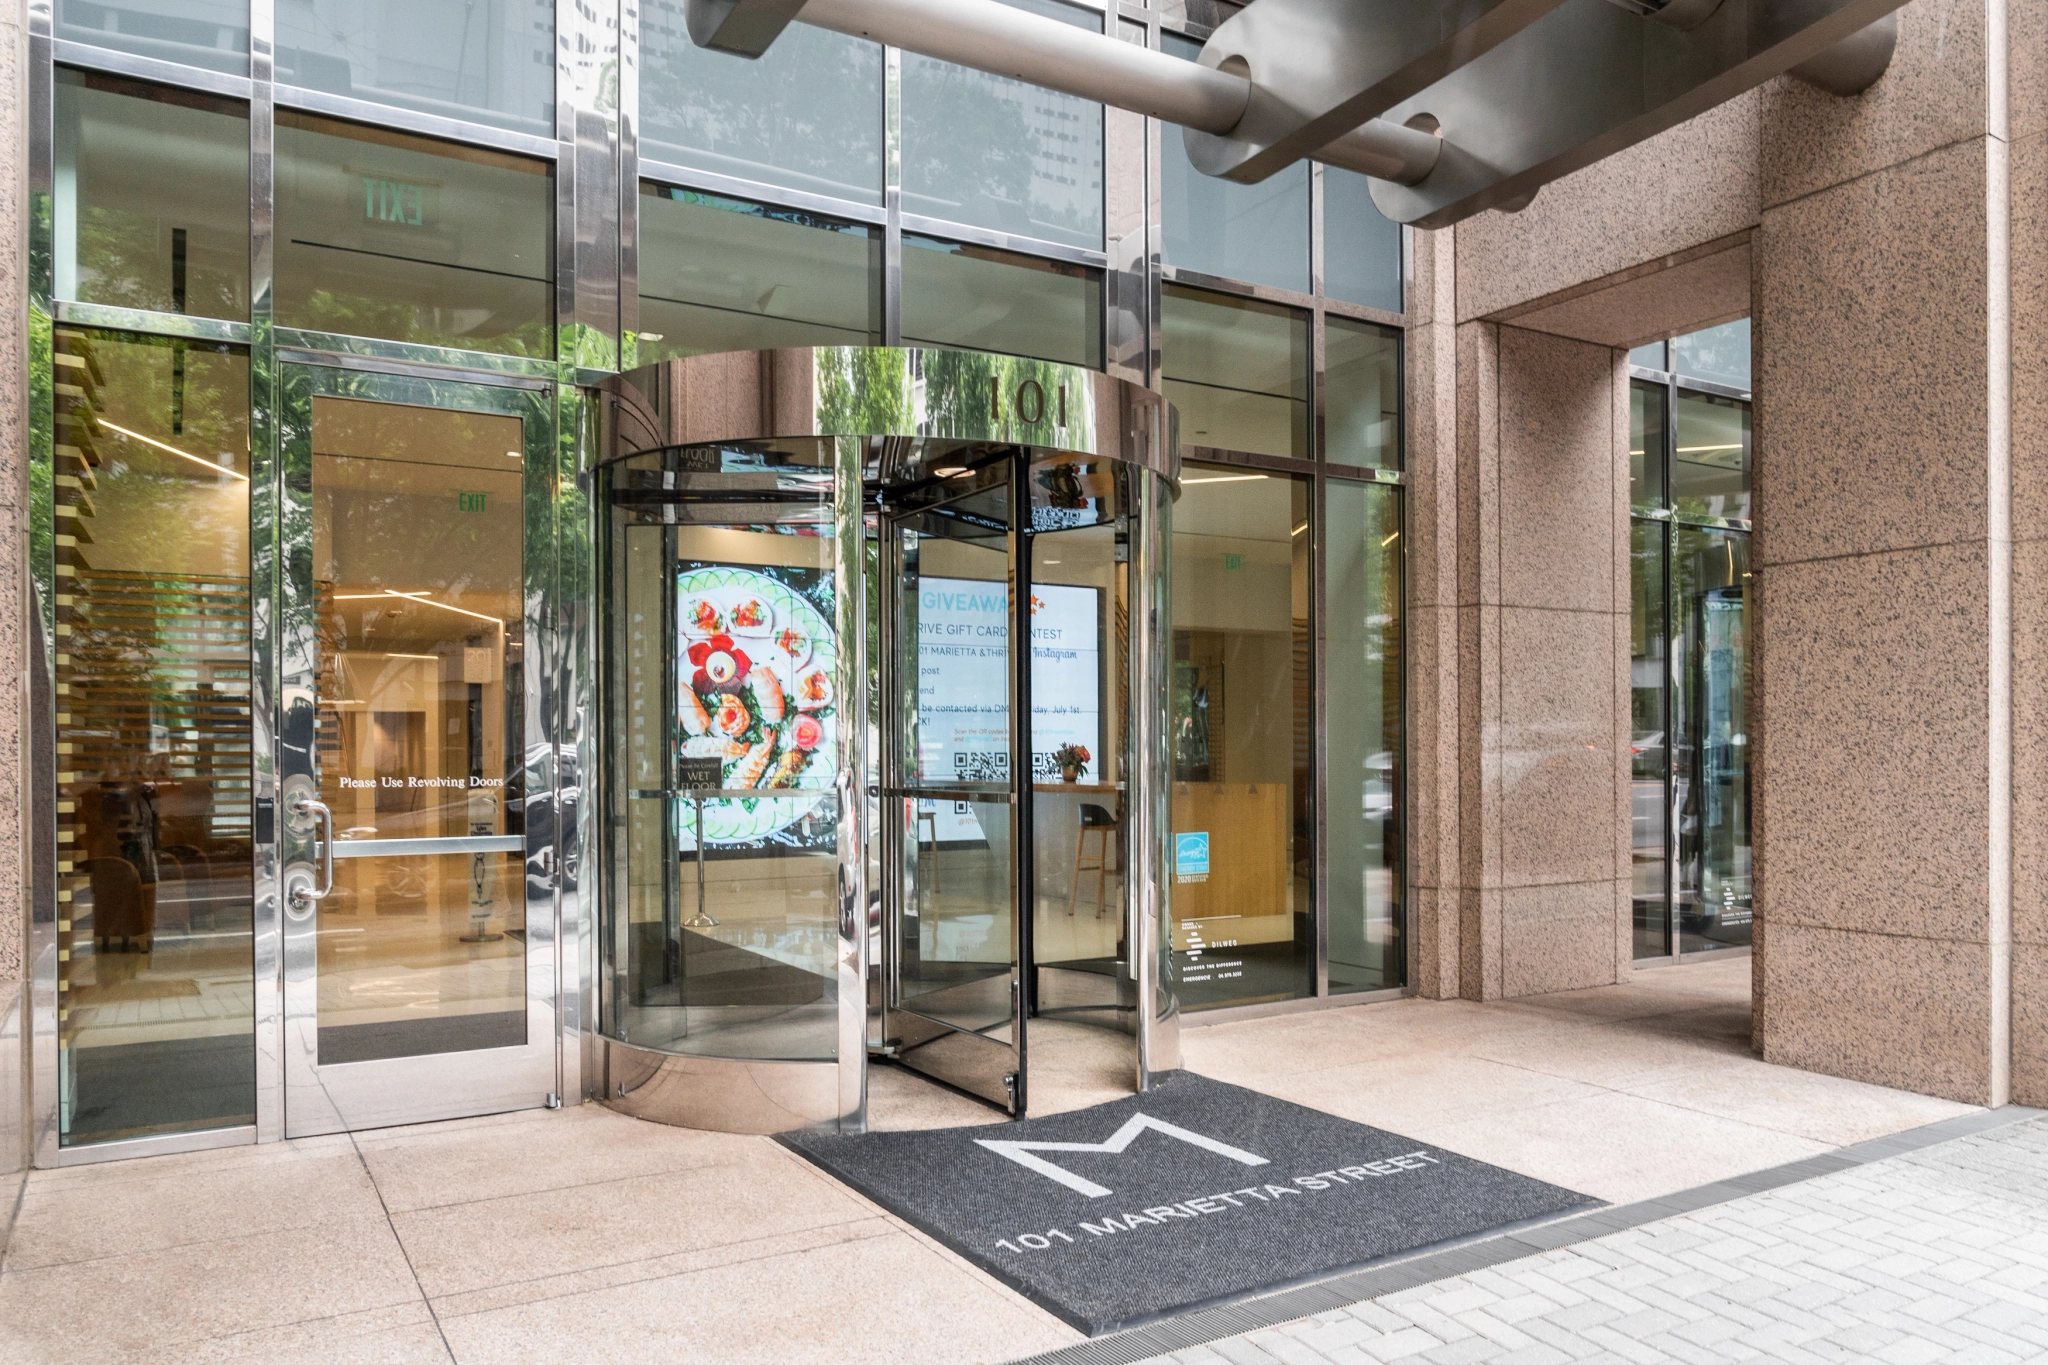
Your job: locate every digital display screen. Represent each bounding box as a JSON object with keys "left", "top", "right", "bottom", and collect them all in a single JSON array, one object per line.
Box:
[
  {"left": 675, "top": 561, "right": 837, "bottom": 852},
  {"left": 917, "top": 576, "right": 1100, "bottom": 842}
]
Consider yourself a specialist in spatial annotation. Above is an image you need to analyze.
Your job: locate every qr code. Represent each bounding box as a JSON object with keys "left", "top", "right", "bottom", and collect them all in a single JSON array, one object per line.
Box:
[{"left": 953, "top": 750, "right": 1010, "bottom": 782}]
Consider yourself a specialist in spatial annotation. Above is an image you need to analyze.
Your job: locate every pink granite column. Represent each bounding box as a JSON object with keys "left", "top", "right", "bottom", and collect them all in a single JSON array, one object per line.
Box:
[
  {"left": 1752, "top": 0, "right": 2029, "bottom": 1105},
  {"left": 1440, "top": 321, "right": 1633, "bottom": 1001},
  {"left": 1404, "top": 227, "right": 1464, "bottom": 999},
  {"left": 0, "top": 0, "right": 29, "bottom": 1191}
]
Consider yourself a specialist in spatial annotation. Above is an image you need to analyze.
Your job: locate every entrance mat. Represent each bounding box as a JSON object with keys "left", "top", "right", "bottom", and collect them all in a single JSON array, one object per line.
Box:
[{"left": 781, "top": 1071, "right": 1598, "bottom": 1335}]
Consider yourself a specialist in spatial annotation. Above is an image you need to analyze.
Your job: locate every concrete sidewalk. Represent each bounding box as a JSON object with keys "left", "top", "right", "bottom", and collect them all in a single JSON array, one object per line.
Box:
[{"left": 0, "top": 958, "right": 1985, "bottom": 1364}]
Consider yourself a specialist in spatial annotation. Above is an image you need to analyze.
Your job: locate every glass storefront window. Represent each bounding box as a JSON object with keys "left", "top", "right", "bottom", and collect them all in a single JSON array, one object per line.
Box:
[
  {"left": 55, "top": 70, "right": 250, "bottom": 321},
  {"left": 1321, "top": 167, "right": 1402, "bottom": 314},
  {"left": 1673, "top": 389, "right": 1751, "bottom": 522},
  {"left": 640, "top": 10, "right": 883, "bottom": 205},
  {"left": 52, "top": 327, "right": 254, "bottom": 1145},
  {"left": 1630, "top": 321, "right": 1751, "bottom": 959},
  {"left": 1630, "top": 379, "right": 1666, "bottom": 508},
  {"left": 1171, "top": 463, "right": 1311, "bottom": 1009},
  {"left": 1326, "top": 479, "right": 1402, "bottom": 994},
  {"left": 1325, "top": 316, "right": 1400, "bottom": 469},
  {"left": 1670, "top": 318, "right": 1752, "bottom": 391},
  {"left": 902, "top": 236, "right": 1103, "bottom": 368},
  {"left": 1161, "top": 34, "right": 1309, "bottom": 294},
  {"left": 1161, "top": 284, "right": 1308, "bottom": 460},
  {"left": 275, "top": 0, "right": 554, "bottom": 137},
  {"left": 1674, "top": 527, "right": 1750, "bottom": 953},
  {"left": 57, "top": 0, "right": 249, "bottom": 76},
  {"left": 1630, "top": 519, "right": 1669, "bottom": 959},
  {"left": 901, "top": 0, "right": 1103, "bottom": 249},
  {"left": 275, "top": 113, "right": 554, "bottom": 357},
  {"left": 636, "top": 188, "right": 879, "bottom": 363}
]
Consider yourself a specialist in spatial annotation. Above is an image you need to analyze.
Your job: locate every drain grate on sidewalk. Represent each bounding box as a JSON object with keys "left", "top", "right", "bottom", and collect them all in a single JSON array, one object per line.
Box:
[{"left": 781, "top": 1072, "right": 1597, "bottom": 1335}]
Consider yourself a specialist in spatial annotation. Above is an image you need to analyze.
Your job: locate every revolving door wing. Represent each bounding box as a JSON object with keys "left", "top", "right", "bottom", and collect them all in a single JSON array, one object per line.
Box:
[{"left": 881, "top": 463, "right": 1031, "bottom": 1113}]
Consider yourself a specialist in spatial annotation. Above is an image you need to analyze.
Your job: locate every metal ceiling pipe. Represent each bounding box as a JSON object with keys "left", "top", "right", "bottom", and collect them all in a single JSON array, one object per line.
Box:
[
  {"left": 794, "top": 0, "right": 1441, "bottom": 184},
  {"left": 799, "top": 0, "right": 1248, "bottom": 130},
  {"left": 1318, "top": 121, "right": 1444, "bottom": 184},
  {"left": 1789, "top": 14, "right": 1899, "bottom": 96}
]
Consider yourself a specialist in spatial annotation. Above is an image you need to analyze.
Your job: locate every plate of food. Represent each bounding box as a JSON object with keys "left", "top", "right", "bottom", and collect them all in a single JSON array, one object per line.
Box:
[{"left": 674, "top": 564, "right": 837, "bottom": 846}]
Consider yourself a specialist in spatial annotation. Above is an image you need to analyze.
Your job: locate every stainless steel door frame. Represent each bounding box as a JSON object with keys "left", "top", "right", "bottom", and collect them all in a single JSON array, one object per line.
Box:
[{"left": 275, "top": 360, "right": 561, "bottom": 1137}]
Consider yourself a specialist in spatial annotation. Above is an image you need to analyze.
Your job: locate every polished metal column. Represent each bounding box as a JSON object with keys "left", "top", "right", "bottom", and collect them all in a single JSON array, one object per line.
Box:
[
  {"left": 24, "top": 0, "right": 60, "bottom": 1167},
  {"left": 1131, "top": 459, "right": 1181, "bottom": 1089},
  {"left": 834, "top": 432, "right": 870, "bottom": 1132},
  {"left": 247, "top": 0, "right": 284, "bottom": 1145}
]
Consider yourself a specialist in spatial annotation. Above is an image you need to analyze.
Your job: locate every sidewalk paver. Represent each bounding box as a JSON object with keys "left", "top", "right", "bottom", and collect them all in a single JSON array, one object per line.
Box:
[{"left": 1135, "top": 1117, "right": 2048, "bottom": 1365}]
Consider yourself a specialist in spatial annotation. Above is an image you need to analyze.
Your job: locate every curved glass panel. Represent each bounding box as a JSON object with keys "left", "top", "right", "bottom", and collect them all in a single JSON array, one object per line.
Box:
[{"left": 603, "top": 442, "right": 843, "bottom": 1061}]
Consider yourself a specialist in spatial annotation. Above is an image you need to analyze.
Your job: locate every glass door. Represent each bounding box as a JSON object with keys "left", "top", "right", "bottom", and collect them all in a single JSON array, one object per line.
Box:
[
  {"left": 883, "top": 461, "right": 1029, "bottom": 1113},
  {"left": 278, "top": 364, "right": 557, "bottom": 1136}
]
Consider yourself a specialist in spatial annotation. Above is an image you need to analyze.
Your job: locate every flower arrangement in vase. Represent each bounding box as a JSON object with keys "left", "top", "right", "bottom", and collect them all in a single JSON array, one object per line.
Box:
[{"left": 1053, "top": 743, "right": 1090, "bottom": 783}]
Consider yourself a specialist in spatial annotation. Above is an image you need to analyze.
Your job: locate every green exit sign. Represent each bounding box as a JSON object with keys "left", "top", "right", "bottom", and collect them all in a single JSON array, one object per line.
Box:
[
  {"left": 457, "top": 491, "right": 486, "bottom": 513},
  {"left": 362, "top": 175, "right": 427, "bottom": 226},
  {"left": 1223, "top": 553, "right": 1243, "bottom": 571}
]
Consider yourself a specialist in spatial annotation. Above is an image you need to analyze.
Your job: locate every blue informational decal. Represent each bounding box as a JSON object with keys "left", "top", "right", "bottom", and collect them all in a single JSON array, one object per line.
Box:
[{"left": 1175, "top": 832, "right": 1210, "bottom": 878}]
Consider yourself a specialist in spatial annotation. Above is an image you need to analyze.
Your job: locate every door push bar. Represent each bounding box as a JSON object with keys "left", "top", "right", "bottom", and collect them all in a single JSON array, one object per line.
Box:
[{"left": 287, "top": 794, "right": 335, "bottom": 914}]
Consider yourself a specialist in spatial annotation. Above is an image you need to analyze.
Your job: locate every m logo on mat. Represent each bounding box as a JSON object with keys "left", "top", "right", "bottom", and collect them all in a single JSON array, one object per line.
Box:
[{"left": 975, "top": 1114, "right": 1268, "bottom": 1198}]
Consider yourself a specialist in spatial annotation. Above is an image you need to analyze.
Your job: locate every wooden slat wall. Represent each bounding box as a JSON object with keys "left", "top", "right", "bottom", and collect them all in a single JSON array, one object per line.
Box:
[{"left": 51, "top": 328, "right": 255, "bottom": 1050}]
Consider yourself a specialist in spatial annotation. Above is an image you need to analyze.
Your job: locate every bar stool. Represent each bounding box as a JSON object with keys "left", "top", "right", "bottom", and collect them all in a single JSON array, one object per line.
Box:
[{"left": 1068, "top": 803, "right": 1118, "bottom": 918}]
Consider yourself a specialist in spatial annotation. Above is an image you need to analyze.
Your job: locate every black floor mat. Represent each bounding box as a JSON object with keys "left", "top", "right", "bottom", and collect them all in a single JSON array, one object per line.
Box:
[{"left": 782, "top": 1071, "right": 1599, "bottom": 1335}]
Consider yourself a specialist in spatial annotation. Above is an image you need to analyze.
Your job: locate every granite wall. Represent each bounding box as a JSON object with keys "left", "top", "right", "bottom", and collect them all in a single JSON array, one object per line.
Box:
[
  {"left": 1752, "top": 0, "right": 2027, "bottom": 1107},
  {"left": 2013, "top": 0, "right": 2048, "bottom": 1107},
  {"left": 1402, "top": 0, "right": 2042, "bottom": 1109},
  {"left": 1, "top": 0, "right": 30, "bottom": 1224},
  {"left": 1440, "top": 323, "right": 1632, "bottom": 1001}
]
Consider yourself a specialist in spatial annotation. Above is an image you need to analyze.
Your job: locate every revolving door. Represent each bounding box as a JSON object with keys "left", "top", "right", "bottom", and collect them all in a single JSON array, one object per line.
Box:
[{"left": 593, "top": 347, "right": 1179, "bottom": 1132}]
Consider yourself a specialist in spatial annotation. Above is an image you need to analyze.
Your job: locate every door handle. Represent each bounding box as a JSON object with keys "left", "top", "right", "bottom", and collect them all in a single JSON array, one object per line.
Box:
[{"left": 289, "top": 794, "right": 335, "bottom": 914}]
